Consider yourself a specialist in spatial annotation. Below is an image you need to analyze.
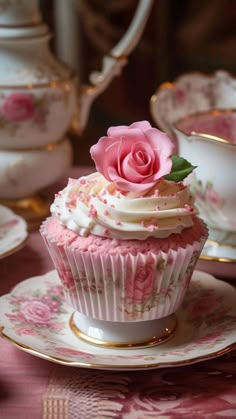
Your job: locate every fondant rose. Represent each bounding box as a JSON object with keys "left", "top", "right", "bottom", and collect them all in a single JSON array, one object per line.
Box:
[
  {"left": 90, "top": 120, "right": 174, "bottom": 194},
  {"left": 2, "top": 92, "right": 35, "bottom": 122}
]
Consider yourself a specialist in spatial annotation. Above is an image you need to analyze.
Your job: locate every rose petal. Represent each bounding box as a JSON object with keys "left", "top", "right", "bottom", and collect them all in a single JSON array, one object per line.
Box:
[{"left": 129, "top": 120, "right": 152, "bottom": 131}]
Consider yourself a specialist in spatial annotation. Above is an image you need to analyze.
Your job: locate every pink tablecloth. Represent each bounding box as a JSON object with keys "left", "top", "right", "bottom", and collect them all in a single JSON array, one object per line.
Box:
[{"left": 1, "top": 166, "right": 236, "bottom": 419}]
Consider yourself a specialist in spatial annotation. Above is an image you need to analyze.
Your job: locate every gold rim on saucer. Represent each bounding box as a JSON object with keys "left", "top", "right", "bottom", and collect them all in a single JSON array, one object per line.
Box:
[
  {"left": 69, "top": 314, "right": 177, "bottom": 349},
  {"left": 0, "top": 195, "right": 51, "bottom": 231}
]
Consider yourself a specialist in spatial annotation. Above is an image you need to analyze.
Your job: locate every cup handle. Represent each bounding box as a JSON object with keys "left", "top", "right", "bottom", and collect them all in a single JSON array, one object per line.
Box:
[{"left": 78, "top": 0, "right": 154, "bottom": 133}]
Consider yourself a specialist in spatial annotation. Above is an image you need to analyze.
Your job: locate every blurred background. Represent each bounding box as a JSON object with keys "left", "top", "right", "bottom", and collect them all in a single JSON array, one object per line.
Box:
[{"left": 40, "top": 0, "right": 236, "bottom": 166}]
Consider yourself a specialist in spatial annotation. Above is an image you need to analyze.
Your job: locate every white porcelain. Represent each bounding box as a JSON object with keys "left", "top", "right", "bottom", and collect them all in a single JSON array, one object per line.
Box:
[
  {"left": 0, "top": 0, "right": 42, "bottom": 27},
  {"left": 0, "top": 204, "right": 28, "bottom": 258},
  {"left": 72, "top": 311, "right": 176, "bottom": 347},
  {"left": 0, "top": 0, "right": 153, "bottom": 200},
  {"left": 0, "top": 269, "right": 236, "bottom": 370},
  {"left": 151, "top": 71, "right": 236, "bottom": 250},
  {"left": 197, "top": 241, "right": 236, "bottom": 280},
  {"left": 0, "top": 138, "right": 72, "bottom": 199}
]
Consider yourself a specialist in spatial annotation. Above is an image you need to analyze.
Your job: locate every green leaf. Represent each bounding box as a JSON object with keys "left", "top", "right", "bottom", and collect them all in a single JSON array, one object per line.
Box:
[{"left": 164, "top": 155, "right": 196, "bottom": 182}]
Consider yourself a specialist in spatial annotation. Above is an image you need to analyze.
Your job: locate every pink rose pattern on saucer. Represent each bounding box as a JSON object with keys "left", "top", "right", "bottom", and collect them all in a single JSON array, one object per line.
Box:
[
  {"left": 1, "top": 270, "right": 236, "bottom": 368},
  {"left": 6, "top": 282, "right": 67, "bottom": 337}
]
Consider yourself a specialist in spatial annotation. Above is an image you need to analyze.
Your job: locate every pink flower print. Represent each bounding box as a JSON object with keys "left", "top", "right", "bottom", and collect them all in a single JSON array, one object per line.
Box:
[
  {"left": 14, "top": 326, "right": 37, "bottom": 336},
  {"left": 126, "top": 259, "right": 154, "bottom": 304},
  {"left": 56, "top": 347, "right": 95, "bottom": 360},
  {"left": 205, "top": 184, "right": 223, "bottom": 208},
  {"left": 48, "top": 284, "right": 64, "bottom": 299},
  {"left": 175, "top": 88, "right": 186, "bottom": 105},
  {"left": 189, "top": 295, "right": 219, "bottom": 318},
  {"left": 48, "top": 321, "right": 65, "bottom": 332},
  {"left": 195, "top": 331, "right": 222, "bottom": 344},
  {"left": 2, "top": 92, "right": 35, "bottom": 122},
  {"left": 20, "top": 300, "right": 51, "bottom": 325},
  {"left": 41, "top": 295, "right": 61, "bottom": 313},
  {"left": 57, "top": 264, "right": 76, "bottom": 291}
]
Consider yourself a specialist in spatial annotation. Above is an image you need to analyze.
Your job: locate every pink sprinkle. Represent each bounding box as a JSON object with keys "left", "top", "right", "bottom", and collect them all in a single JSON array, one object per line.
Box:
[
  {"left": 103, "top": 199, "right": 107, "bottom": 204},
  {"left": 89, "top": 205, "right": 97, "bottom": 218},
  {"left": 79, "top": 178, "right": 86, "bottom": 185},
  {"left": 103, "top": 229, "right": 109, "bottom": 235},
  {"left": 156, "top": 206, "right": 160, "bottom": 210},
  {"left": 147, "top": 225, "right": 156, "bottom": 232},
  {"left": 110, "top": 204, "right": 115, "bottom": 208},
  {"left": 184, "top": 204, "right": 194, "bottom": 212},
  {"left": 115, "top": 220, "right": 122, "bottom": 225},
  {"left": 104, "top": 210, "right": 110, "bottom": 216}
]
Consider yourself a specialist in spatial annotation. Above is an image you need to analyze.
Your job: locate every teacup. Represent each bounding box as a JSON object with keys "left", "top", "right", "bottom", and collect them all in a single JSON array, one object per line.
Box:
[
  {"left": 174, "top": 110, "right": 236, "bottom": 254},
  {"left": 150, "top": 71, "right": 236, "bottom": 256}
]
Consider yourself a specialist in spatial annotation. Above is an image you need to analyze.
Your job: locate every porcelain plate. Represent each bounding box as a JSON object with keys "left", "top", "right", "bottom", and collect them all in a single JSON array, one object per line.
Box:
[{"left": 0, "top": 270, "right": 236, "bottom": 370}]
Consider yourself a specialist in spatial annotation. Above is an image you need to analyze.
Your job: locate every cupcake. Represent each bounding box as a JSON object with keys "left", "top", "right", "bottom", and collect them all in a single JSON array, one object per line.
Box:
[{"left": 40, "top": 121, "right": 208, "bottom": 347}]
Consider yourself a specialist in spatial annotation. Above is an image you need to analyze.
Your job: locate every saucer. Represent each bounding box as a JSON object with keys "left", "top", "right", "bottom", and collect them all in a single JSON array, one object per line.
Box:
[
  {"left": 197, "top": 240, "right": 236, "bottom": 280},
  {"left": 0, "top": 204, "right": 28, "bottom": 259},
  {"left": 0, "top": 270, "right": 236, "bottom": 371}
]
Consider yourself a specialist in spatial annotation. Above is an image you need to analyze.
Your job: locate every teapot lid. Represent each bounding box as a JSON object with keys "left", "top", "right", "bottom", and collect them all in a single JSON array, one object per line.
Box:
[{"left": 0, "top": 0, "right": 48, "bottom": 38}]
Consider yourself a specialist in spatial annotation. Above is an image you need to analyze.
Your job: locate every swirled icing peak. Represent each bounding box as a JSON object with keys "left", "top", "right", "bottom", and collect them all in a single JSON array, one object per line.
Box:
[{"left": 51, "top": 172, "right": 196, "bottom": 240}]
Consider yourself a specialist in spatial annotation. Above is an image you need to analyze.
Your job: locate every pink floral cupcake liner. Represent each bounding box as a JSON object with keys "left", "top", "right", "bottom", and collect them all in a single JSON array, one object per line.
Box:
[{"left": 41, "top": 221, "right": 207, "bottom": 322}]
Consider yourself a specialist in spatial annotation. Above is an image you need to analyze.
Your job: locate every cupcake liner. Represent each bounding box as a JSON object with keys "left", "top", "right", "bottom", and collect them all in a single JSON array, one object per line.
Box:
[{"left": 41, "top": 221, "right": 207, "bottom": 322}]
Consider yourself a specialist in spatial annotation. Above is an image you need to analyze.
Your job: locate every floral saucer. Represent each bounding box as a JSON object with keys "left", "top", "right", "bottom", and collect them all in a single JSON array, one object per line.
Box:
[
  {"left": 0, "top": 204, "right": 28, "bottom": 259},
  {"left": 0, "top": 270, "right": 236, "bottom": 370}
]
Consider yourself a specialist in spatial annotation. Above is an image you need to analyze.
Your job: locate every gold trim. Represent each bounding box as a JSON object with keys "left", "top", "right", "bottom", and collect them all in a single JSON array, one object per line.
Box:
[
  {"left": 200, "top": 253, "right": 236, "bottom": 264},
  {"left": 190, "top": 132, "right": 230, "bottom": 144},
  {"left": 0, "top": 195, "right": 51, "bottom": 231},
  {"left": 207, "top": 238, "right": 236, "bottom": 250},
  {"left": 0, "top": 324, "right": 236, "bottom": 370},
  {"left": 0, "top": 72, "right": 76, "bottom": 90},
  {"left": 1, "top": 137, "right": 66, "bottom": 152},
  {"left": 0, "top": 22, "right": 43, "bottom": 29},
  {"left": 69, "top": 315, "right": 177, "bottom": 349},
  {"left": 174, "top": 109, "right": 236, "bottom": 148},
  {"left": 199, "top": 239, "right": 236, "bottom": 264},
  {"left": 0, "top": 237, "right": 28, "bottom": 260}
]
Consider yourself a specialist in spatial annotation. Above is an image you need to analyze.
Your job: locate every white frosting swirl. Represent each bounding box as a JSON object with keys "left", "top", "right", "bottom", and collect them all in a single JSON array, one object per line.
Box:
[{"left": 51, "top": 172, "right": 196, "bottom": 240}]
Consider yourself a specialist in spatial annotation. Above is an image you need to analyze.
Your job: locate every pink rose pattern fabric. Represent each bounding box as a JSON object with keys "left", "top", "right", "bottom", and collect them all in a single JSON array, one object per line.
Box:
[
  {"left": 44, "top": 352, "right": 236, "bottom": 419},
  {"left": 90, "top": 120, "right": 174, "bottom": 194}
]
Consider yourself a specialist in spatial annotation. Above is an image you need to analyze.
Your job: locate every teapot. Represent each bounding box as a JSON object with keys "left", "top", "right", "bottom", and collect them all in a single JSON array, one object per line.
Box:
[
  {"left": 0, "top": 0, "right": 153, "bottom": 211},
  {"left": 151, "top": 70, "right": 236, "bottom": 259}
]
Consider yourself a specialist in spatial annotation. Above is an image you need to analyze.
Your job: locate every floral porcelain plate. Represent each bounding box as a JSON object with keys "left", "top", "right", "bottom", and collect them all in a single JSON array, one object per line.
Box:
[
  {"left": 0, "top": 269, "right": 236, "bottom": 371},
  {"left": 0, "top": 204, "right": 28, "bottom": 259}
]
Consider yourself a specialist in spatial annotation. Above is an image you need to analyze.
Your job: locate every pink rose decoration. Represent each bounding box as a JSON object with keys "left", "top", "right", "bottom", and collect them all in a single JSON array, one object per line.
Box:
[
  {"left": 90, "top": 120, "right": 174, "bottom": 194},
  {"left": 2, "top": 92, "right": 35, "bottom": 122},
  {"left": 126, "top": 258, "right": 154, "bottom": 304},
  {"left": 20, "top": 300, "right": 51, "bottom": 325}
]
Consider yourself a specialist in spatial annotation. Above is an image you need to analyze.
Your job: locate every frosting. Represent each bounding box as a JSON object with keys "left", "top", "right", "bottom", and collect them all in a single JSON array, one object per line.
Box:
[{"left": 51, "top": 172, "right": 196, "bottom": 240}]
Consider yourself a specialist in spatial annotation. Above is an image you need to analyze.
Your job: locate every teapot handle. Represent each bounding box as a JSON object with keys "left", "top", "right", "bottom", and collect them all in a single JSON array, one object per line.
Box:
[{"left": 78, "top": 0, "right": 154, "bottom": 133}]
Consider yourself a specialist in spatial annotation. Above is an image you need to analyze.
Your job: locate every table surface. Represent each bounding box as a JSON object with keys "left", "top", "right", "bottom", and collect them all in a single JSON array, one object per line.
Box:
[{"left": 1, "top": 166, "right": 236, "bottom": 419}]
